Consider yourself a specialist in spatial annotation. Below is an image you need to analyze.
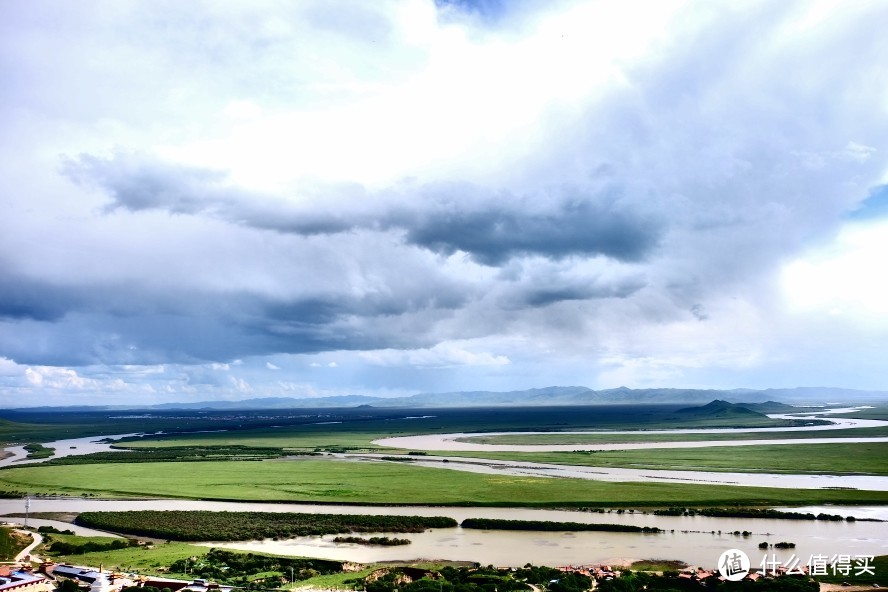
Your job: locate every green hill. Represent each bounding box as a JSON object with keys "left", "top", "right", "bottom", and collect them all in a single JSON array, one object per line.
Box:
[{"left": 671, "top": 400, "right": 786, "bottom": 426}]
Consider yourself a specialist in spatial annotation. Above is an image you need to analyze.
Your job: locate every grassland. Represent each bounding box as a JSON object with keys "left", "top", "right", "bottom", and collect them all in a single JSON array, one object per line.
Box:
[
  {"left": 834, "top": 406, "right": 888, "bottom": 421},
  {"left": 290, "top": 566, "right": 376, "bottom": 589},
  {"left": 2, "top": 458, "right": 888, "bottom": 506},
  {"left": 3, "top": 404, "right": 887, "bottom": 510},
  {"left": 42, "top": 533, "right": 225, "bottom": 577},
  {"left": 0, "top": 525, "right": 30, "bottom": 561},
  {"left": 39, "top": 530, "right": 462, "bottom": 588},
  {"left": 1, "top": 403, "right": 833, "bottom": 449},
  {"left": 104, "top": 404, "right": 886, "bottom": 453},
  {"left": 0, "top": 413, "right": 278, "bottom": 446},
  {"left": 629, "top": 560, "right": 688, "bottom": 572},
  {"left": 117, "top": 427, "right": 391, "bottom": 453},
  {"left": 116, "top": 424, "right": 888, "bottom": 452},
  {"left": 31, "top": 446, "right": 288, "bottom": 467},
  {"left": 458, "top": 425, "right": 888, "bottom": 445},
  {"left": 424, "top": 442, "right": 888, "bottom": 475}
]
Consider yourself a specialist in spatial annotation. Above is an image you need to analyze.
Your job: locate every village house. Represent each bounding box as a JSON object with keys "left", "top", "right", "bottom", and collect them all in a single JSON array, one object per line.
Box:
[{"left": 0, "top": 567, "right": 53, "bottom": 592}]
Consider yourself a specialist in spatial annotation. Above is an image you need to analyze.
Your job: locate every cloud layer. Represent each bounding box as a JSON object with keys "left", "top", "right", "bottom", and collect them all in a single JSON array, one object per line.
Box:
[{"left": 2, "top": 0, "right": 888, "bottom": 405}]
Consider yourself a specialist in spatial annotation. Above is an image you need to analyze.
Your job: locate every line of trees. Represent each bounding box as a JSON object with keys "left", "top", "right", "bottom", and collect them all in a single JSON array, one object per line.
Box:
[
  {"left": 20, "top": 446, "right": 287, "bottom": 467},
  {"left": 460, "top": 518, "right": 662, "bottom": 533},
  {"left": 332, "top": 536, "right": 411, "bottom": 545},
  {"left": 653, "top": 507, "right": 855, "bottom": 521},
  {"left": 169, "top": 548, "right": 342, "bottom": 588},
  {"left": 75, "top": 511, "right": 457, "bottom": 541},
  {"left": 47, "top": 537, "right": 138, "bottom": 555}
]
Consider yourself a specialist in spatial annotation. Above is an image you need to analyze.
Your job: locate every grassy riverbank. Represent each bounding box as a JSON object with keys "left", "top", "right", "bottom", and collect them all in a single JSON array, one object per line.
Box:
[
  {"left": 40, "top": 531, "right": 464, "bottom": 588},
  {"left": 457, "top": 425, "right": 888, "bottom": 445},
  {"left": 47, "top": 537, "right": 215, "bottom": 577},
  {"left": 2, "top": 459, "right": 887, "bottom": 506},
  {"left": 423, "top": 442, "right": 888, "bottom": 475}
]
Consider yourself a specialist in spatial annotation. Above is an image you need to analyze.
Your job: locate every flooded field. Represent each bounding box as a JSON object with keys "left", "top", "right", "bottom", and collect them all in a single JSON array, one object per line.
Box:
[{"left": 2, "top": 497, "right": 884, "bottom": 567}]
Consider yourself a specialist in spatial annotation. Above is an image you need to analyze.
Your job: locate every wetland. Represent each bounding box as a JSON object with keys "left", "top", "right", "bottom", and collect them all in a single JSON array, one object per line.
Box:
[{"left": 2, "top": 401, "right": 887, "bottom": 568}]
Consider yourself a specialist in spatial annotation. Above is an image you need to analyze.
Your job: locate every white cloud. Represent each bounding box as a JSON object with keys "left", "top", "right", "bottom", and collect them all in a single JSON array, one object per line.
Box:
[
  {"left": 2, "top": 0, "right": 888, "bottom": 405},
  {"left": 153, "top": 0, "right": 689, "bottom": 192},
  {"left": 308, "top": 361, "right": 339, "bottom": 368},
  {"left": 229, "top": 376, "right": 253, "bottom": 393},
  {"left": 782, "top": 218, "right": 888, "bottom": 319},
  {"left": 360, "top": 342, "right": 510, "bottom": 368},
  {"left": 24, "top": 366, "right": 126, "bottom": 391},
  {"left": 0, "top": 357, "right": 21, "bottom": 377}
]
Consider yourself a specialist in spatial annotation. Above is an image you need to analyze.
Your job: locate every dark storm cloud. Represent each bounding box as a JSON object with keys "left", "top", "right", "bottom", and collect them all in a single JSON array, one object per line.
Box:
[
  {"left": 0, "top": 262, "right": 470, "bottom": 366},
  {"left": 519, "top": 277, "right": 646, "bottom": 308},
  {"left": 405, "top": 197, "right": 659, "bottom": 265},
  {"left": 1, "top": 303, "right": 387, "bottom": 367},
  {"left": 65, "top": 152, "right": 664, "bottom": 266},
  {"left": 0, "top": 275, "right": 71, "bottom": 321}
]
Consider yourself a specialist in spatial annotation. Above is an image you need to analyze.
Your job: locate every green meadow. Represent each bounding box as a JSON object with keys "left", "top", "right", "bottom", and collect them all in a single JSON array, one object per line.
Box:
[
  {"left": 42, "top": 533, "right": 206, "bottom": 576},
  {"left": 2, "top": 404, "right": 887, "bottom": 510},
  {"left": 0, "top": 525, "right": 30, "bottom": 561},
  {"left": 118, "top": 428, "right": 392, "bottom": 453},
  {"left": 426, "top": 441, "right": 888, "bottom": 475},
  {"left": 2, "top": 458, "right": 887, "bottom": 506},
  {"left": 458, "top": 425, "right": 888, "bottom": 445},
  {"left": 0, "top": 402, "right": 836, "bottom": 449}
]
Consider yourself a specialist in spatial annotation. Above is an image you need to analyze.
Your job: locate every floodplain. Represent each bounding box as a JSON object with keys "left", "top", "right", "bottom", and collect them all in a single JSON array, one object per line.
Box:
[{"left": 2, "top": 401, "right": 887, "bottom": 573}]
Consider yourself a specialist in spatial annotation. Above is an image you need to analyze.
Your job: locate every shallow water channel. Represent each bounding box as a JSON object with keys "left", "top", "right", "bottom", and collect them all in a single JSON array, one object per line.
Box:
[
  {"left": 2, "top": 498, "right": 885, "bottom": 568},
  {"left": 364, "top": 409, "right": 888, "bottom": 491},
  {"left": 338, "top": 452, "right": 888, "bottom": 490},
  {"left": 1, "top": 409, "right": 886, "bottom": 567},
  {"left": 372, "top": 413, "right": 888, "bottom": 452},
  {"left": 0, "top": 433, "right": 138, "bottom": 468}
]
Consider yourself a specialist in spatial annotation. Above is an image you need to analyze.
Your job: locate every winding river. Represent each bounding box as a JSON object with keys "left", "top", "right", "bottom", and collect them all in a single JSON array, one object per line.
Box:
[
  {"left": 0, "top": 434, "right": 138, "bottom": 468},
  {"left": 1, "top": 407, "right": 885, "bottom": 567},
  {"left": 363, "top": 409, "right": 888, "bottom": 491},
  {"left": 336, "top": 452, "right": 888, "bottom": 490},
  {"left": 372, "top": 413, "right": 888, "bottom": 452}
]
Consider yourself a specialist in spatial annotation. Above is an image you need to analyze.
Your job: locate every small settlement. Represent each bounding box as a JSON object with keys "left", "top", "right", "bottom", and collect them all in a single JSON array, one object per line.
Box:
[
  {"left": 555, "top": 563, "right": 814, "bottom": 583},
  {"left": 1, "top": 527, "right": 851, "bottom": 592},
  {"left": 1, "top": 563, "right": 236, "bottom": 592}
]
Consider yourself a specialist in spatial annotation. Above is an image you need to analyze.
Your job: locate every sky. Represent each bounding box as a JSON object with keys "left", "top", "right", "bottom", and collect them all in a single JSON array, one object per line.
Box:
[{"left": 2, "top": 0, "right": 888, "bottom": 407}]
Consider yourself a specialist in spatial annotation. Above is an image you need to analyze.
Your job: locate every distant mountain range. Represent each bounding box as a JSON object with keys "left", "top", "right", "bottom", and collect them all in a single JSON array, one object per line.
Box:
[{"left": 91, "top": 385, "right": 888, "bottom": 411}]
